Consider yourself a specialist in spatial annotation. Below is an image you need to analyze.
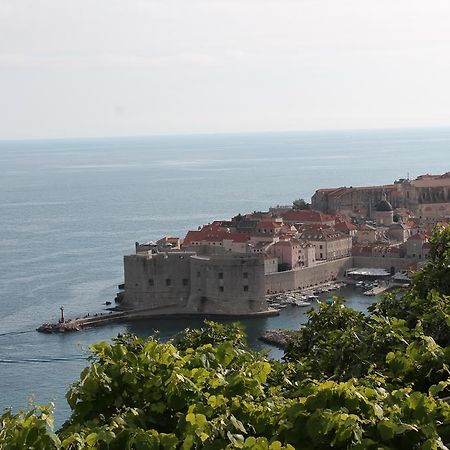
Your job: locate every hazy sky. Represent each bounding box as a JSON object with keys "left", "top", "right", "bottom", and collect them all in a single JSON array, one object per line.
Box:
[{"left": 1, "top": 0, "right": 450, "bottom": 139}]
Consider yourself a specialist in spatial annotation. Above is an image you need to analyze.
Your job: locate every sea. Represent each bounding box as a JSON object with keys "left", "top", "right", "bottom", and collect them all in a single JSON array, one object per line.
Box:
[{"left": 0, "top": 127, "right": 449, "bottom": 425}]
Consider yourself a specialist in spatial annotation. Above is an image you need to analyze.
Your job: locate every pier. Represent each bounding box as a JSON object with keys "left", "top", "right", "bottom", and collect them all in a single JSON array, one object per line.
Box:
[
  {"left": 36, "top": 306, "right": 279, "bottom": 333},
  {"left": 37, "top": 311, "right": 127, "bottom": 333}
]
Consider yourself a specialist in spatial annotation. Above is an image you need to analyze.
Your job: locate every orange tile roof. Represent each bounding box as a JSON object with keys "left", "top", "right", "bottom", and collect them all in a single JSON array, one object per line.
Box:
[
  {"left": 283, "top": 210, "right": 336, "bottom": 223},
  {"left": 256, "top": 221, "right": 283, "bottom": 229},
  {"left": 335, "top": 221, "right": 357, "bottom": 232},
  {"left": 183, "top": 228, "right": 249, "bottom": 246}
]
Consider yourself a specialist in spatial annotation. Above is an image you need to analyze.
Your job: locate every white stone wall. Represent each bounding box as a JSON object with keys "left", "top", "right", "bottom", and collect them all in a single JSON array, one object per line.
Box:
[{"left": 265, "top": 257, "right": 353, "bottom": 293}]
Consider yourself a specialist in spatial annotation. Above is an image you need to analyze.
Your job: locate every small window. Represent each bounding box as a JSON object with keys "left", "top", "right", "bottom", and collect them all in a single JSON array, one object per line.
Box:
[
  {"left": 319, "top": 245, "right": 323, "bottom": 249},
  {"left": 243, "top": 272, "right": 248, "bottom": 279},
  {"left": 243, "top": 285, "right": 249, "bottom": 292},
  {"left": 148, "top": 279, "right": 154, "bottom": 286},
  {"left": 182, "top": 278, "right": 189, "bottom": 286},
  {"left": 219, "top": 286, "right": 224, "bottom": 292},
  {"left": 197, "top": 271, "right": 201, "bottom": 277},
  {"left": 218, "top": 272, "right": 223, "bottom": 279},
  {"left": 165, "top": 278, "right": 171, "bottom": 286}
]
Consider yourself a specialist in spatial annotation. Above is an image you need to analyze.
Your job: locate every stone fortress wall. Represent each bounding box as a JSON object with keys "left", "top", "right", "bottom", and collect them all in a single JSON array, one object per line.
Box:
[
  {"left": 122, "top": 251, "right": 268, "bottom": 315},
  {"left": 187, "top": 254, "right": 266, "bottom": 314},
  {"left": 352, "top": 256, "right": 421, "bottom": 272},
  {"left": 265, "top": 257, "right": 353, "bottom": 293},
  {"left": 311, "top": 173, "right": 450, "bottom": 217},
  {"left": 122, "top": 252, "right": 195, "bottom": 310},
  {"left": 122, "top": 251, "right": 425, "bottom": 315}
]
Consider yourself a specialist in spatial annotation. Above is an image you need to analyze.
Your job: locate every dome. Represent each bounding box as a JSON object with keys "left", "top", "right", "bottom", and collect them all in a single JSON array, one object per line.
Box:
[{"left": 376, "top": 199, "right": 393, "bottom": 212}]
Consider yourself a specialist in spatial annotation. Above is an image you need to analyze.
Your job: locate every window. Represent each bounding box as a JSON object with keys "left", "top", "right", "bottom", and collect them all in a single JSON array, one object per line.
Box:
[
  {"left": 319, "top": 245, "right": 323, "bottom": 249},
  {"left": 218, "top": 272, "right": 223, "bottom": 279},
  {"left": 243, "top": 285, "right": 249, "bottom": 292},
  {"left": 182, "top": 278, "right": 189, "bottom": 286},
  {"left": 197, "top": 271, "right": 201, "bottom": 277},
  {"left": 243, "top": 272, "right": 248, "bottom": 279},
  {"left": 148, "top": 278, "right": 154, "bottom": 286},
  {"left": 165, "top": 278, "right": 171, "bottom": 287},
  {"left": 219, "top": 286, "right": 224, "bottom": 292}
]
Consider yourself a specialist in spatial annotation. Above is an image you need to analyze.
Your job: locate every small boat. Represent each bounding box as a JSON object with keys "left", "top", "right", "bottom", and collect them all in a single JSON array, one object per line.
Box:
[
  {"left": 363, "top": 290, "right": 376, "bottom": 296},
  {"left": 307, "top": 294, "right": 318, "bottom": 300},
  {"left": 294, "top": 300, "right": 312, "bottom": 307}
]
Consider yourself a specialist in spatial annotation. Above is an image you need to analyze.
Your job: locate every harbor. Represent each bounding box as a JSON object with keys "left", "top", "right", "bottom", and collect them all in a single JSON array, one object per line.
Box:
[{"left": 36, "top": 277, "right": 400, "bottom": 334}]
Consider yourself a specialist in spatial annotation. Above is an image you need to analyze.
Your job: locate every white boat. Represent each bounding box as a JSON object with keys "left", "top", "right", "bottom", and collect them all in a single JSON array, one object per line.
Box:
[
  {"left": 294, "top": 300, "right": 312, "bottom": 307},
  {"left": 363, "top": 290, "right": 376, "bottom": 296}
]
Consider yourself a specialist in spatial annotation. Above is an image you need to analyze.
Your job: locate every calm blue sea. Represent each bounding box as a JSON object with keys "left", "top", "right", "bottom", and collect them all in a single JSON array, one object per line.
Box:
[{"left": 0, "top": 128, "right": 449, "bottom": 425}]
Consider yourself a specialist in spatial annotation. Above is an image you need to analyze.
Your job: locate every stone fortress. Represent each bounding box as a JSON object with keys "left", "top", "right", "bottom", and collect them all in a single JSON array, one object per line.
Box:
[
  {"left": 311, "top": 172, "right": 450, "bottom": 219},
  {"left": 123, "top": 251, "right": 268, "bottom": 316},
  {"left": 119, "top": 173, "right": 450, "bottom": 317}
]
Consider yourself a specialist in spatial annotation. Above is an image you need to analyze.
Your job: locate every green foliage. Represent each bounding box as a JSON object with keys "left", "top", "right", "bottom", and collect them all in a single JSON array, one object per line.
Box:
[
  {"left": 3, "top": 225, "right": 450, "bottom": 449},
  {"left": 292, "top": 198, "right": 309, "bottom": 210},
  {"left": 0, "top": 404, "right": 60, "bottom": 449},
  {"left": 413, "top": 225, "right": 450, "bottom": 297},
  {"left": 174, "top": 321, "right": 247, "bottom": 351}
]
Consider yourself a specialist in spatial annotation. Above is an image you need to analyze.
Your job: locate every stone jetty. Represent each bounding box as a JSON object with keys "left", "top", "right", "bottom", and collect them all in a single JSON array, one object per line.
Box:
[{"left": 259, "top": 329, "right": 293, "bottom": 349}]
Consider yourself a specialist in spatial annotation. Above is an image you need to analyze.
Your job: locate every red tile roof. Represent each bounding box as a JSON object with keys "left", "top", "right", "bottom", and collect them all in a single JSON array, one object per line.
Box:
[
  {"left": 256, "top": 221, "right": 283, "bottom": 229},
  {"left": 183, "top": 228, "right": 249, "bottom": 246},
  {"left": 335, "top": 221, "right": 357, "bottom": 232},
  {"left": 298, "top": 228, "right": 348, "bottom": 242},
  {"left": 282, "top": 210, "right": 336, "bottom": 223}
]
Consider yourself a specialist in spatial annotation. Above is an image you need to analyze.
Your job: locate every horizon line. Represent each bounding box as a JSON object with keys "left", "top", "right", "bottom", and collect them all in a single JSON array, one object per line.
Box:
[{"left": 1, "top": 124, "right": 450, "bottom": 143}]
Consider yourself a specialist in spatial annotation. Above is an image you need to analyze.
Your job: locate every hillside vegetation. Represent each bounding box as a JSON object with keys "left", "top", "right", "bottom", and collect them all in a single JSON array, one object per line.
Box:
[{"left": 1, "top": 226, "right": 450, "bottom": 449}]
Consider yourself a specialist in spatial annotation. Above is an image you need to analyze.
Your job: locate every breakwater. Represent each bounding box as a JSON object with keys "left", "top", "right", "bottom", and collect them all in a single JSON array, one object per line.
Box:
[{"left": 37, "top": 307, "right": 279, "bottom": 333}]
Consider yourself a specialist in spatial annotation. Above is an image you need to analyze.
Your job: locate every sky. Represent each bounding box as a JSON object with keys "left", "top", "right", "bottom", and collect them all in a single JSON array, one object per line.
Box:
[{"left": 1, "top": 0, "right": 450, "bottom": 139}]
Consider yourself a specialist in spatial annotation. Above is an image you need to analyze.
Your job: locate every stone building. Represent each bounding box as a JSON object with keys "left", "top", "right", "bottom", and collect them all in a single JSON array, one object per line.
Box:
[
  {"left": 375, "top": 197, "right": 394, "bottom": 226},
  {"left": 266, "top": 238, "right": 315, "bottom": 270},
  {"left": 297, "top": 228, "right": 352, "bottom": 261},
  {"left": 387, "top": 222, "right": 410, "bottom": 243},
  {"left": 121, "top": 250, "right": 270, "bottom": 316},
  {"left": 311, "top": 173, "right": 450, "bottom": 219},
  {"left": 356, "top": 224, "right": 378, "bottom": 244},
  {"left": 404, "top": 234, "right": 429, "bottom": 260}
]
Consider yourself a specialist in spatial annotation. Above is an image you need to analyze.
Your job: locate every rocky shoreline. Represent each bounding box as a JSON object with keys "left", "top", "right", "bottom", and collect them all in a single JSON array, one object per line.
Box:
[{"left": 258, "top": 329, "right": 293, "bottom": 349}]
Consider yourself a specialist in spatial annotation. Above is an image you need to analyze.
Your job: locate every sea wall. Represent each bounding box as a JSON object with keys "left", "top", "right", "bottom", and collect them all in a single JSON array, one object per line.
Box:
[
  {"left": 352, "top": 256, "right": 419, "bottom": 272},
  {"left": 187, "top": 254, "right": 266, "bottom": 314},
  {"left": 122, "top": 252, "right": 195, "bottom": 310},
  {"left": 265, "top": 257, "right": 353, "bottom": 293},
  {"left": 122, "top": 251, "right": 268, "bottom": 315}
]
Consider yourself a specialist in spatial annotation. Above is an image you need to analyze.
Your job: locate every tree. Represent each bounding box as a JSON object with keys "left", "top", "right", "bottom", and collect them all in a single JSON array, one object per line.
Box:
[{"left": 292, "top": 198, "right": 309, "bottom": 210}]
